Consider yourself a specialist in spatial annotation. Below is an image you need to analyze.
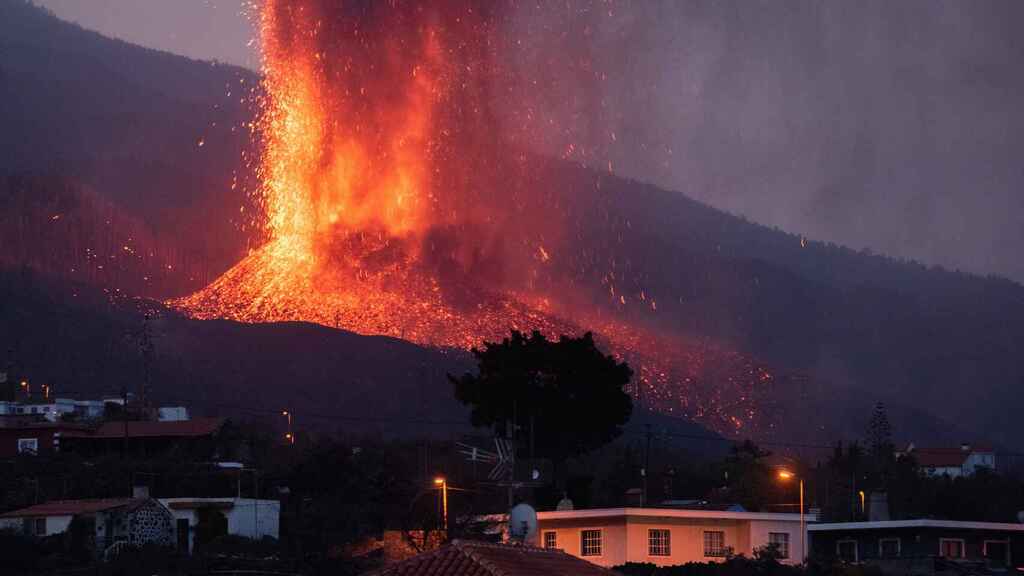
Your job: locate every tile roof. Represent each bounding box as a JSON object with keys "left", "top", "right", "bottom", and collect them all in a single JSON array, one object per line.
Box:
[
  {"left": 368, "top": 540, "right": 615, "bottom": 576},
  {"left": 0, "top": 498, "right": 146, "bottom": 518},
  {"left": 61, "top": 417, "right": 225, "bottom": 439}
]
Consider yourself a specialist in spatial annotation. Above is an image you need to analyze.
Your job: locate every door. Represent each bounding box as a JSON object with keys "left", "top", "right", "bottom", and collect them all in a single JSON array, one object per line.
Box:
[{"left": 176, "top": 519, "right": 190, "bottom": 554}]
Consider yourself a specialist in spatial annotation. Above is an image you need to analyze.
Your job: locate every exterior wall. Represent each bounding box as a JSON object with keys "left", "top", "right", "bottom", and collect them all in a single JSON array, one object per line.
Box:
[
  {"left": 538, "top": 516, "right": 628, "bottom": 567},
  {"left": 159, "top": 498, "right": 280, "bottom": 554},
  {"left": 749, "top": 518, "right": 804, "bottom": 562},
  {"left": 964, "top": 452, "right": 995, "bottom": 474},
  {"left": 0, "top": 426, "right": 62, "bottom": 457},
  {"left": 0, "top": 514, "right": 73, "bottom": 536},
  {"left": 811, "top": 527, "right": 1024, "bottom": 569},
  {"left": 537, "top": 512, "right": 805, "bottom": 568}
]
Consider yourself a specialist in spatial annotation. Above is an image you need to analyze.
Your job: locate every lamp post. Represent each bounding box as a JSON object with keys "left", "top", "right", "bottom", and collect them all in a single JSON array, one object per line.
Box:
[
  {"left": 282, "top": 410, "right": 293, "bottom": 444},
  {"left": 778, "top": 470, "right": 805, "bottom": 563},
  {"left": 433, "top": 477, "right": 448, "bottom": 533}
]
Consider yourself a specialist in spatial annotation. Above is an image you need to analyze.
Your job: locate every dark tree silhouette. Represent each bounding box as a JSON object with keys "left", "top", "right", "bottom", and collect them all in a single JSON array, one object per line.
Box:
[
  {"left": 451, "top": 330, "right": 633, "bottom": 465},
  {"left": 866, "top": 402, "right": 894, "bottom": 457}
]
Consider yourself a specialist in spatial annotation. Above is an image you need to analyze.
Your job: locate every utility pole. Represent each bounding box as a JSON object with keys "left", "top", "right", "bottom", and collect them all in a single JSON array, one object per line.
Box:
[{"left": 643, "top": 424, "right": 651, "bottom": 506}]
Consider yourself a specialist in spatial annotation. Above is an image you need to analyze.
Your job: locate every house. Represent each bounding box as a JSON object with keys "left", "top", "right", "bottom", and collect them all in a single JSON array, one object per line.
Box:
[
  {"left": 899, "top": 443, "right": 996, "bottom": 477},
  {"left": 0, "top": 419, "right": 93, "bottom": 457},
  {"left": 367, "top": 539, "right": 614, "bottom": 576},
  {"left": 159, "top": 497, "right": 280, "bottom": 554},
  {"left": 0, "top": 497, "right": 175, "bottom": 557},
  {"left": 809, "top": 519, "right": 1024, "bottom": 573},
  {"left": 58, "top": 417, "right": 227, "bottom": 458},
  {"left": 534, "top": 507, "right": 811, "bottom": 568}
]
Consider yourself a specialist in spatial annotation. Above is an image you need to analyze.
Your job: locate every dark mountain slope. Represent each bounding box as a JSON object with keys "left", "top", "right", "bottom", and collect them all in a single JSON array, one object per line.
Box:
[{"left": 0, "top": 0, "right": 260, "bottom": 292}]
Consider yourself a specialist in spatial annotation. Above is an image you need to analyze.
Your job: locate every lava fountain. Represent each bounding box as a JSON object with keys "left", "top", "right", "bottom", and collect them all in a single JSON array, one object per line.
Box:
[{"left": 172, "top": 0, "right": 778, "bottom": 434}]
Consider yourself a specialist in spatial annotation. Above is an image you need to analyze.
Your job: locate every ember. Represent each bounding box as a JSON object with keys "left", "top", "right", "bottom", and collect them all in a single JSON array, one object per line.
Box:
[{"left": 171, "top": 0, "right": 775, "bottom": 435}]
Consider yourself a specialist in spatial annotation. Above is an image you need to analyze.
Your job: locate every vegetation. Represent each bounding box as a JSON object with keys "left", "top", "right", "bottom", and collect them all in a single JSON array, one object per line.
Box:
[{"left": 451, "top": 330, "right": 633, "bottom": 466}]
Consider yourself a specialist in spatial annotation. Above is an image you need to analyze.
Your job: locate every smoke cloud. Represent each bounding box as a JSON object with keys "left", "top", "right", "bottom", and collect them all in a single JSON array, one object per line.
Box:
[{"left": 499, "top": 0, "right": 1024, "bottom": 282}]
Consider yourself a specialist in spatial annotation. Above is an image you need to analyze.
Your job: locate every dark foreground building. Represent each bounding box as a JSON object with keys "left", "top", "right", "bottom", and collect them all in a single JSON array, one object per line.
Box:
[
  {"left": 810, "top": 520, "right": 1024, "bottom": 574},
  {"left": 367, "top": 539, "right": 614, "bottom": 576}
]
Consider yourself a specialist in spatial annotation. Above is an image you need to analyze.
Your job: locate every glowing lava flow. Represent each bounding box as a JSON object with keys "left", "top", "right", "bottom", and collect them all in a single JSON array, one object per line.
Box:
[
  {"left": 172, "top": 1, "right": 778, "bottom": 435},
  {"left": 174, "top": 0, "right": 571, "bottom": 349}
]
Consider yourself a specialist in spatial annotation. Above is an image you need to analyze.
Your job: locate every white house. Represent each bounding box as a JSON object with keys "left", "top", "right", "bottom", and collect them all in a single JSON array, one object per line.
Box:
[
  {"left": 158, "top": 497, "right": 280, "bottom": 555},
  {"left": 0, "top": 497, "right": 175, "bottom": 557},
  {"left": 900, "top": 444, "right": 996, "bottom": 477},
  {"left": 534, "top": 507, "right": 812, "bottom": 568}
]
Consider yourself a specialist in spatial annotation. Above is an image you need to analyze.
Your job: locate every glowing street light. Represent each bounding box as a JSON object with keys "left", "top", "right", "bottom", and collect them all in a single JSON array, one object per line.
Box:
[
  {"left": 434, "top": 477, "right": 448, "bottom": 533},
  {"left": 282, "top": 410, "right": 294, "bottom": 444},
  {"left": 778, "top": 469, "right": 806, "bottom": 563}
]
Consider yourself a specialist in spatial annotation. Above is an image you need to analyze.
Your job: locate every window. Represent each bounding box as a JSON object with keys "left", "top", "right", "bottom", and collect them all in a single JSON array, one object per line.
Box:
[
  {"left": 879, "top": 538, "right": 901, "bottom": 558},
  {"left": 17, "top": 438, "right": 38, "bottom": 454},
  {"left": 22, "top": 517, "right": 45, "bottom": 536},
  {"left": 543, "top": 531, "right": 557, "bottom": 549},
  {"left": 940, "top": 538, "right": 965, "bottom": 559},
  {"left": 704, "top": 531, "right": 727, "bottom": 557},
  {"left": 581, "top": 529, "right": 602, "bottom": 557},
  {"left": 837, "top": 540, "right": 858, "bottom": 562},
  {"left": 649, "top": 529, "right": 671, "bottom": 556},
  {"left": 984, "top": 540, "right": 1010, "bottom": 567},
  {"left": 769, "top": 532, "right": 790, "bottom": 559}
]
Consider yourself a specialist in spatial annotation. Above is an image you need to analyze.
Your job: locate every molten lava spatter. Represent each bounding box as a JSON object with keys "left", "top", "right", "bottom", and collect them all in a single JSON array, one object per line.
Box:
[{"left": 172, "top": 0, "right": 779, "bottom": 436}]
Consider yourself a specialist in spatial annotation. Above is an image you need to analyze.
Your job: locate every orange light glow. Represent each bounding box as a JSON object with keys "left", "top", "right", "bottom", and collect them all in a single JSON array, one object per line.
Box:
[{"left": 169, "top": 1, "right": 777, "bottom": 438}]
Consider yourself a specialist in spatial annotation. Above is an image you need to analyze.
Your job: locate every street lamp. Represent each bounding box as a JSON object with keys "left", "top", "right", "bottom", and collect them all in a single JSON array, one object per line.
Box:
[
  {"left": 778, "top": 470, "right": 805, "bottom": 563},
  {"left": 433, "top": 477, "right": 448, "bottom": 533},
  {"left": 282, "top": 410, "right": 293, "bottom": 444}
]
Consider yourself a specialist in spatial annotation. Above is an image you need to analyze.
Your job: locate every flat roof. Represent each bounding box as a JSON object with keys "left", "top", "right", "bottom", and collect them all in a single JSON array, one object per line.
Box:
[
  {"left": 538, "top": 507, "right": 809, "bottom": 523},
  {"left": 810, "top": 520, "right": 1024, "bottom": 532}
]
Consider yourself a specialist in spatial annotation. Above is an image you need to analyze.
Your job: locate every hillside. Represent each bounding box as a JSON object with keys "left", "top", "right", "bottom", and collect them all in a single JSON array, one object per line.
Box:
[
  {"left": 1, "top": 1, "right": 1023, "bottom": 450},
  {"left": 0, "top": 0, "right": 260, "bottom": 294}
]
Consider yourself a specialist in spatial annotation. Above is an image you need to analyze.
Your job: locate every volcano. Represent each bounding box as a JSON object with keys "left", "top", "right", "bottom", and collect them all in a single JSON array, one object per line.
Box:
[{"left": 4, "top": 0, "right": 1024, "bottom": 450}]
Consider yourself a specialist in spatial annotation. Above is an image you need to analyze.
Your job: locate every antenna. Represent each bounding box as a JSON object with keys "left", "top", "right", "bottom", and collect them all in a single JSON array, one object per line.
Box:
[{"left": 508, "top": 502, "right": 537, "bottom": 546}]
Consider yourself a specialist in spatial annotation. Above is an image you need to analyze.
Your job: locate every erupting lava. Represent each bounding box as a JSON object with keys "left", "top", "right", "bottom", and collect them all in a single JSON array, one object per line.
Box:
[{"left": 173, "top": 0, "right": 778, "bottom": 434}]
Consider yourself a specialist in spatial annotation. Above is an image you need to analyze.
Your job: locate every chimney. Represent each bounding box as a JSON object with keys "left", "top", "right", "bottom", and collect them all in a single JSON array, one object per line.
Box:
[
  {"left": 132, "top": 485, "right": 150, "bottom": 499},
  {"left": 868, "top": 492, "right": 890, "bottom": 522},
  {"left": 625, "top": 488, "right": 643, "bottom": 507}
]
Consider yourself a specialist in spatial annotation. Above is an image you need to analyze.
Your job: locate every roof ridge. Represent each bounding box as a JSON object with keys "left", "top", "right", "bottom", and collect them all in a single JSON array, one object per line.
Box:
[{"left": 454, "top": 540, "right": 506, "bottom": 576}]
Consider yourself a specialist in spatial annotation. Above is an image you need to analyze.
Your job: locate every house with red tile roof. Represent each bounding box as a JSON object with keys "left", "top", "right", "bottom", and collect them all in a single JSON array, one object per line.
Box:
[
  {"left": 0, "top": 496, "right": 175, "bottom": 558},
  {"left": 898, "top": 443, "right": 996, "bottom": 477},
  {"left": 58, "top": 417, "right": 227, "bottom": 458},
  {"left": 367, "top": 539, "right": 615, "bottom": 576}
]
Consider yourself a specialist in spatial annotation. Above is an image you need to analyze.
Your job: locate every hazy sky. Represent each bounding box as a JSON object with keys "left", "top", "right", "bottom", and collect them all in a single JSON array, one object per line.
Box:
[
  {"left": 36, "top": 0, "right": 258, "bottom": 69},
  {"left": 34, "top": 1, "right": 1024, "bottom": 283}
]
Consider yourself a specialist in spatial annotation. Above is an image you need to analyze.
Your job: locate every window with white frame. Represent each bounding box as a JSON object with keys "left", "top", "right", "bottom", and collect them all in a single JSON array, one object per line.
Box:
[
  {"left": 17, "top": 438, "right": 38, "bottom": 454},
  {"left": 704, "top": 531, "right": 727, "bottom": 557},
  {"left": 837, "top": 540, "right": 858, "bottom": 563},
  {"left": 581, "top": 529, "right": 602, "bottom": 557},
  {"left": 543, "top": 531, "right": 557, "bottom": 549},
  {"left": 879, "top": 538, "right": 901, "bottom": 558},
  {"left": 769, "top": 532, "right": 790, "bottom": 559},
  {"left": 940, "top": 538, "right": 965, "bottom": 559},
  {"left": 649, "top": 529, "right": 671, "bottom": 556}
]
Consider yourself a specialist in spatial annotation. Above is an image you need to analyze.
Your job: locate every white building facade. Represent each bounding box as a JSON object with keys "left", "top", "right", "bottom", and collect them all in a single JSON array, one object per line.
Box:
[{"left": 536, "top": 507, "right": 811, "bottom": 568}]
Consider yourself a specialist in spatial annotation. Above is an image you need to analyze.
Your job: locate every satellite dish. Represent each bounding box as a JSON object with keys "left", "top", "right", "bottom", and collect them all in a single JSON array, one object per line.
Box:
[{"left": 508, "top": 503, "right": 538, "bottom": 545}]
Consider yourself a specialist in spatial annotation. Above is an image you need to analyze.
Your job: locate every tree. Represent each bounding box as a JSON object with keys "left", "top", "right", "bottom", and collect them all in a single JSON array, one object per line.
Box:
[
  {"left": 864, "top": 402, "right": 895, "bottom": 492},
  {"left": 450, "top": 330, "right": 633, "bottom": 466},
  {"left": 865, "top": 403, "right": 893, "bottom": 458}
]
